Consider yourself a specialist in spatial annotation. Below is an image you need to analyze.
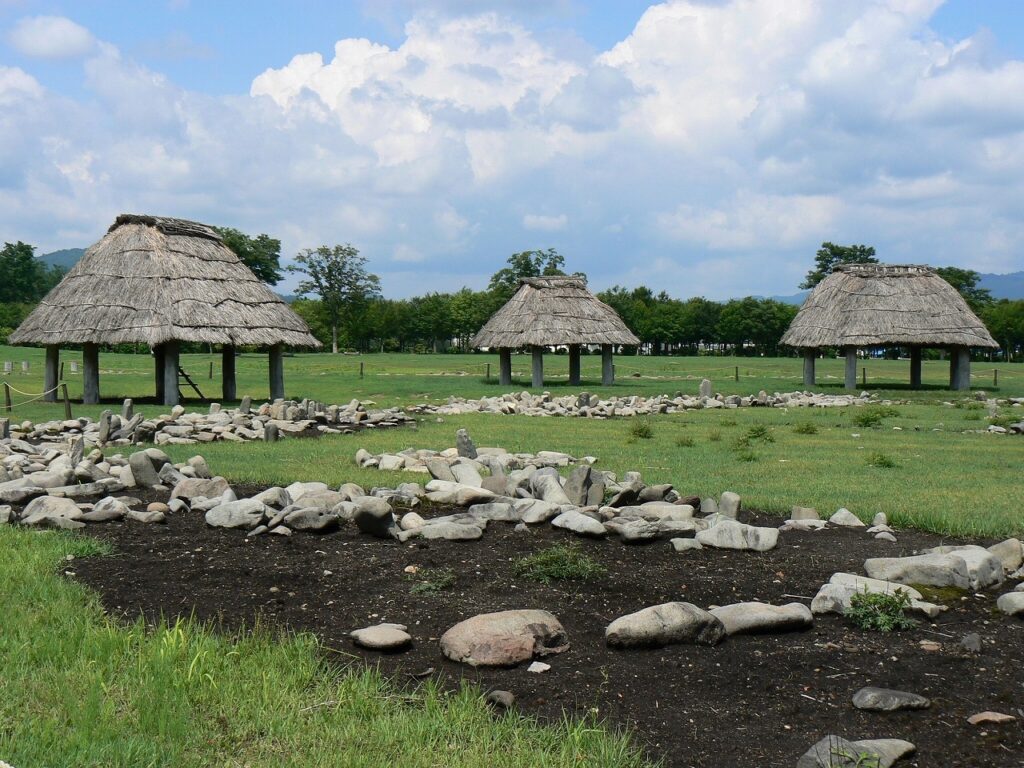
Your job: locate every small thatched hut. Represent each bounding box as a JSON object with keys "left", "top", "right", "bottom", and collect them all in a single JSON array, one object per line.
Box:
[
  {"left": 472, "top": 276, "right": 639, "bottom": 387},
  {"left": 781, "top": 263, "right": 997, "bottom": 390},
  {"left": 9, "top": 214, "right": 320, "bottom": 405}
]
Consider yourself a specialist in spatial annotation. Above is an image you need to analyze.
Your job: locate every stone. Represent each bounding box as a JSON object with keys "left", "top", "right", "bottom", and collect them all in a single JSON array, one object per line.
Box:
[
  {"left": 425, "top": 457, "right": 457, "bottom": 482},
  {"left": 696, "top": 519, "right": 778, "bottom": 551},
  {"left": 796, "top": 736, "right": 915, "bottom": 768},
  {"left": 864, "top": 553, "right": 971, "bottom": 590},
  {"left": 484, "top": 690, "right": 515, "bottom": 710},
  {"left": 85, "top": 496, "right": 129, "bottom": 521},
  {"left": 526, "top": 661, "right": 550, "bottom": 673},
  {"left": 718, "top": 491, "right": 741, "bottom": 518},
  {"left": 450, "top": 462, "right": 483, "bottom": 487},
  {"left": 128, "top": 509, "right": 166, "bottom": 524},
  {"left": 829, "top": 507, "right": 865, "bottom": 527},
  {"left": 352, "top": 496, "right": 395, "bottom": 537},
  {"left": 424, "top": 480, "right": 497, "bottom": 506},
  {"left": 420, "top": 522, "right": 484, "bottom": 541},
  {"left": 960, "top": 632, "right": 982, "bottom": 653},
  {"left": 872, "top": 512, "right": 888, "bottom": 526},
  {"left": 987, "top": 538, "right": 1023, "bottom": 573},
  {"left": 378, "top": 454, "right": 405, "bottom": 472},
  {"left": 283, "top": 507, "right": 341, "bottom": 532},
  {"left": 616, "top": 519, "right": 660, "bottom": 543},
  {"left": 967, "top": 711, "right": 1016, "bottom": 725},
  {"left": 874, "top": 532, "right": 898, "bottom": 542},
  {"left": 708, "top": 602, "right": 813, "bottom": 635},
  {"left": 551, "top": 510, "right": 607, "bottom": 537},
  {"left": 562, "top": 465, "right": 605, "bottom": 507},
  {"left": 996, "top": 591, "right": 1024, "bottom": 616},
  {"left": 468, "top": 502, "right": 519, "bottom": 523},
  {"left": 671, "top": 538, "right": 704, "bottom": 553},
  {"left": 21, "top": 495, "right": 83, "bottom": 524},
  {"left": 516, "top": 498, "right": 562, "bottom": 524},
  {"left": 264, "top": 423, "right": 280, "bottom": 443},
  {"left": 400, "top": 512, "right": 426, "bottom": 530},
  {"left": 606, "top": 602, "right": 725, "bottom": 648},
  {"left": 923, "top": 545, "right": 1004, "bottom": 590},
  {"left": 204, "top": 499, "right": 266, "bottom": 530},
  {"left": 852, "top": 687, "right": 930, "bottom": 712},
  {"left": 699, "top": 378, "right": 713, "bottom": 398},
  {"left": 128, "top": 450, "right": 165, "bottom": 487},
  {"left": 455, "top": 428, "right": 477, "bottom": 459},
  {"left": 440, "top": 609, "right": 569, "bottom": 667},
  {"left": 790, "top": 506, "right": 820, "bottom": 521},
  {"left": 351, "top": 623, "right": 412, "bottom": 651},
  {"left": 699, "top": 497, "right": 718, "bottom": 515},
  {"left": 531, "top": 473, "right": 572, "bottom": 505},
  {"left": 828, "top": 573, "right": 923, "bottom": 600},
  {"left": 170, "top": 476, "right": 230, "bottom": 502}
]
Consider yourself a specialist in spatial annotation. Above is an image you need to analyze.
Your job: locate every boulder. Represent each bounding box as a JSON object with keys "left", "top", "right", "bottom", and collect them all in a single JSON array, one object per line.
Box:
[
  {"left": 283, "top": 507, "right": 341, "bottom": 532},
  {"left": 81, "top": 496, "right": 129, "bottom": 522},
  {"left": 128, "top": 450, "right": 167, "bottom": 487},
  {"left": 996, "top": 592, "right": 1024, "bottom": 616},
  {"left": 562, "top": 465, "right": 605, "bottom": 507},
  {"left": 420, "top": 522, "right": 484, "bottom": 541},
  {"left": 352, "top": 496, "right": 395, "bottom": 537},
  {"left": 171, "top": 476, "right": 231, "bottom": 502},
  {"left": 204, "top": 499, "right": 266, "bottom": 530},
  {"left": 718, "top": 491, "right": 741, "bottom": 518},
  {"left": 425, "top": 458, "right": 456, "bottom": 483},
  {"left": 450, "top": 463, "right": 483, "bottom": 488},
  {"left": 852, "top": 687, "right": 930, "bottom": 712},
  {"left": 696, "top": 519, "right": 778, "bottom": 551},
  {"left": 829, "top": 507, "right": 865, "bottom": 527},
  {"left": 922, "top": 545, "right": 1004, "bottom": 590},
  {"left": 440, "top": 609, "right": 569, "bottom": 667},
  {"left": 551, "top": 510, "right": 607, "bottom": 537},
  {"left": 796, "top": 737, "right": 915, "bottom": 768},
  {"left": 605, "top": 602, "right": 726, "bottom": 648},
  {"left": 671, "top": 538, "right": 703, "bottom": 553},
  {"left": 988, "top": 538, "right": 1023, "bottom": 573},
  {"left": 864, "top": 553, "right": 971, "bottom": 590},
  {"left": 424, "top": 480, "right": 496, "bottom": 506},
  {"left": 516, "top": 498, "right": 563, "bottom": 525},
  {"left": 709, "top": 602, "right": 813, "bottom": 635},
  {"left": 531, "top": 473, "right": 572, "bottom": 505},
  {"left": 21, "top": 495, "right": 83, "bottom": 525}
]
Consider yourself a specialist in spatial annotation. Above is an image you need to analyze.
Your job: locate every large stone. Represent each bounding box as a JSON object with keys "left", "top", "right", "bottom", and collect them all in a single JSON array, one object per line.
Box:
[
  {"left": 450, "top": 462, "right": 483, "bottom": 488},
  {"left": 204, "top": 499, "right": 266, "bottom": 530},
  {"left": 796, "top": 737, "right": 915, "bottom": 768},
  {"left": 283, "top": 507, "right": 341, "bottom": 532},
  {"left": 531, "top": 473, "right": 572, "bottom": 505},
  {"left": 351, "top": 623, "right": 412, "bottom": 651},
  {"left": 425, "top": 458, "right": 457, "bottom": 483},
  {"left": 424, "top": 480, "right": 496, "bottom": 506},
  {"left": 718, "top": 491, "right": 741, "bottom": 518},
  {"left": 455, "top": 428, "right": 477, "bottom": 459},
  {"left": 562, "top": 465, "right": 605, "bottom": 507},
  {"left": 829, "top": 507, "right": 865, "bottom": 527},
  {"left": 852, "top": 687, "right": 930, "bottom": 712},
  {"left": 128, "top": 450, "right": 168, "bottom": 487},
  {"left": 515, "top": 498, "right": 563, "bottom": 525},
  {"left": 170, "top": 476, "right": 231, "bottom": 502},
  {"left": 82, "top": 496, "right": 129, "bottom": 522},
  {"left": 420, "top": 522, "right": 484, "bottom": 541},
  {"left": 696, "top": 519, "right": 778, "bottom": 551},
  {"left": 440, "top": 609, "right": 569, "bottom": 667},
  {"left": 21, "top": 495, "right": 83, "bottom": 525},
  {"left": 988, "top": 538, "right": 1023, "bottom": 573},
  {"left": 811, "top": 582, "right": 944, "bottom": 620},
  {"left": 923, "top": 545, "right": 1004, "bottom": 590},
  {"left": 605, "top": 602, "right": 726, "bottom": 648},
  {"left": 996, "top": 592, "right": 1024, "bottom": 616},
  {"left": 551, "top": 510, "right": 607, "bottom": 537},
  {"left": 864, "top": 553, "right": 971, "bottom": 590},
  {"left": 0, "top": 483, "right": 45, "bottom": 505},
  {"left": 828, "top": 573, "right": 923, "bottom": 600},
  {"left": 284, "top": 481, "right": 330, "bottom": 503},
  {"left": 709, "top": 602, "right": 813, "bottom": 635},
  {"left": 352, "top": 496, "right": 395, "bottom": 537}
]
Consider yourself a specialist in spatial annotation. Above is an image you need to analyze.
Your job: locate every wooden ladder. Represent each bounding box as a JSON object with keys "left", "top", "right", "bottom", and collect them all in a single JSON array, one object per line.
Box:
[{"left": 178, "top": 367, "right": 206, "bottom": 400}]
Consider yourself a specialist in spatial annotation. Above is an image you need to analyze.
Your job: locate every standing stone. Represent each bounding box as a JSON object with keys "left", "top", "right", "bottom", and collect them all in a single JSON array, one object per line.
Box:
[
  {"left": 562, "top": 465, "right": 605, "bottom": 507},
  {"left": 699, "top": 378, "right": 713, "bottom": 398},
  {"left": 718, "top": 491, "right": 741, "bottom": 518},
  {"left": 97, "top": 410, "right": 113, "bottom": 444},
  {"left": 264, "top": 423, "right": 280, "bottom": 443},
  {"left": 456, "top": 428, "right": 477, "bottom": 459},
  {"left": 68, "top": 437, "right": 84, "bottom": 465},
  {"left": 239, "top": 396, "right": 252, "bottom": 415},
  {"left": 0, "top": 418, "right": 9, "bottom": 439},
  {"left": 121, "top": 399, "right": 134, "bottom": 421},
  {"left": 209, "top": 402, "right": 221, "bottom": 414}
]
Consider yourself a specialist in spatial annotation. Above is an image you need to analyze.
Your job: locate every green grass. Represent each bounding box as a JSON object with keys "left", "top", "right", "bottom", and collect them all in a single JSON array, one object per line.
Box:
[
  {"left": 408, "top": 566, "right": 457, "bottom": 595},
  {"left": 0, "top": 526, "right": 651, "bottom": 767},
  {"left": 514, "top": 543, "right": 607, "bottom": 584}
]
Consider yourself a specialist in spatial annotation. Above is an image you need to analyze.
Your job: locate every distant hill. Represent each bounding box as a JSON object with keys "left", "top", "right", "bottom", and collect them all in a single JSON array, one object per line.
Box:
[{"left": 39, "top": 248, "right": 85, "bottom": 270}]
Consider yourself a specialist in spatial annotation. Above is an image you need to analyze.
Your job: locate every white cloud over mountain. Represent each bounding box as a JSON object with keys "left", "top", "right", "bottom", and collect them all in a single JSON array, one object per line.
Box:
[{"left": 2, "top": 1, "right": 1023, "bottom": 298}]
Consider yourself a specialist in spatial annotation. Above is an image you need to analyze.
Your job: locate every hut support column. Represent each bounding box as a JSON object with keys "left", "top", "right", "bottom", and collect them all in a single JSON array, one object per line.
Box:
[
  {"left": 531, "top": 347, "right": 544, "bottom": 389},
  {"left": 844, "top": 347, "right": 857, "bottom": 390},
  {"left": 498, "top": 349, "right": 512, "bottom": 386},
  {"left": 154, "top": 345, "right": 165, "bottom": 403},
  {"left": 163, "top": 341, "right": 180, "bottom": 407},
  {"left": 568, "top": 344, "right": 581, "bottom": 386},
  {"left": 951, "top": 347, "right": 971, "bottom": 391},
  {"left": 82, "top": 344, "right": 100, "bottom": 405},
  {"left": 802, "top": 349, "right": 816, "bottom": 389},
  {"left": 601, "top": 344, "right": 614, "bottom": 386},
  {"left": 222, "top": 345, "right": 237, "bottom": 402},
  {"left": 909, "top": 347, "right": 922, "bottom": 389},
  {"left": 44, "top": 345, "right": 59, "bottom": 403},
  {"left": 269, "top": 344, "right": 285, "bottom": 401}
]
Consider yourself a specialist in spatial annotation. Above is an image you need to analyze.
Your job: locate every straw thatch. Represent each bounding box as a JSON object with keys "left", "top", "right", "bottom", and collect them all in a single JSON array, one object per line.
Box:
[
  {"left": 472, "top": 276, "right": 640, "bottom": 348},
  {"left": 781, "top": 263, "right": 997, "bottom": 349},
  {"left": 9, "top": 214, "right": 320, "bottom": 348}
]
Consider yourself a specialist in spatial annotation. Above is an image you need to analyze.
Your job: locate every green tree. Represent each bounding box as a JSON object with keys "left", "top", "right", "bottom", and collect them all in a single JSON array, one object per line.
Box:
[
  {"left": 215, "top": 227, "right": 283, "bottom": 285},
  {"left": 935, "top": 266, "right": 993, "bottom": 312},
  {"left": 801, "top": 242, "right": 878, "bottom": 289},
  {"left": 287, "top": 245, "right": 381, "bottom": 354},
  {"left": 488, "top": 249, "right": 581, "bottom": 299},
  {"left": 983, "top": 300, "right": 1024, "bottom": 362},
  {"left": 0, "top": 241, "right": 64, "bottom": 303}
]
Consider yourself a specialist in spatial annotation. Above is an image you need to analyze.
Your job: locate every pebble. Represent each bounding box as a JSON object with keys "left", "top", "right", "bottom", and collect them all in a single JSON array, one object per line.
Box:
[{"left": 350, "top": 623, "right": 412, "bottom": 651}]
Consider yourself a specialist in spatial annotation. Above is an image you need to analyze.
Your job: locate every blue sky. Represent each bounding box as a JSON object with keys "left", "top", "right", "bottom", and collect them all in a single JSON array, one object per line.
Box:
[{"left": 2, "top": 0, "right": 1023, "bottom": 298}]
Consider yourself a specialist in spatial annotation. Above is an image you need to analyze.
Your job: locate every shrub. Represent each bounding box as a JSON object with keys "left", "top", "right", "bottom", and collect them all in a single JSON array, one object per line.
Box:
[
  {"left": 676, "top": 435, "right": 695, "bottom": 448},
  {"left": 846, "top": 589, "right": 917, "bottom": 632},
  {"left": 793, "top": 422, "right": 818, "bottom": 435},
  {"left": 852, "top": 406, "right": 900, "bottom": 428},
  {"left": 744, "top": 424, "right": 774, "bottom": 443},
  {"left": 865, "top": 452, "right": 898, "bottom": 469},
  {"left": 408, "top": 567, "right": 456, "bottom": 595},
  {"left": 628, "top": 419, "right": 654, "bottom": 440},
  {"left": 708, "top": 430, "right": 722, "bottom": 442},
  {"left": 735, "top": 449, "right": 758, "bottom": 463},
  {"left": 514, "top": 543, "right": 606, "bottom": 584}
]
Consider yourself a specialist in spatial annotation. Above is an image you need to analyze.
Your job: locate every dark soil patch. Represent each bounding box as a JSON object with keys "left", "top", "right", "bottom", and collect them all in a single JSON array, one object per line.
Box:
[{"left": 70, "top": 497, "right": 1024, "bottom": 768}]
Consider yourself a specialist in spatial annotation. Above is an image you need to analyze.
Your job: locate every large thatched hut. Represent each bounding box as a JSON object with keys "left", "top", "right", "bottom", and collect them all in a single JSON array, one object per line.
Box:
[
  {"left": 781, "top": 263, "right": 997, "bottom": 390},
  {"left": 472, "top": 276, "right": 639, "bottom": 387},
  {"left": 9, "top": 214, "right": 320, "bottom": 406}
]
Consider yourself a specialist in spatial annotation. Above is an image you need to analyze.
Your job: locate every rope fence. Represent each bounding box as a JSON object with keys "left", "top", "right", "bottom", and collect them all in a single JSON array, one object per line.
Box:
[{"left": 2, "top": 381, "right": 72, "bottom": 417}]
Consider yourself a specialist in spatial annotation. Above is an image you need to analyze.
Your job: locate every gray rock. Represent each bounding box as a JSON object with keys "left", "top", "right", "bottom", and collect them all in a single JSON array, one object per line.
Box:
[
  {"left": 421, "top": 522, "right": 484, "bottom": 541},
  {"left": 170, "top": 476, "right": 231, "bottom": 502},
  {"left": 671, "top": 538, "right": 704, "bottom": 553},
  {"left": 987, "top": 538, "right": 1023, "bottom": 573},
  {"left": 516, "top": 498, "right": 562, "bottom": 525},
  {"left": 127, "top": 509, "right": 166, "bottom": 524},
  {"left": 699, "top": 497, "right": 718, "bottom": 515},
  {"left": 425, "top": 457, "right": 457, "bottom": 483},
  {"left": 456, "top": 428, "right": 477, "bottom": 459},
  {"left": 264, "top": 423, "right": 279, "bottom": 442},
  {"left": 829, "top": 507, "right": 865, "bottom": 527},
  {"left": 352, "top": 496, "right": 395, "bottom": 537},
  {"left": 531, "top": 473, "right": 572, "bottom": 505},
  {"left": 551, "top": 510, "right": 606, "bottom": 537},
  {"left": 852, "top": 687, "right": 930, "bottom": 712},
  {"left": 468, "top": 502, "right": 520, "bottom": 523},
  {"left": 0, "top": 483, "right": 45, "bottom": 505},
  {"left": 960, "top": 632, "right": 982, "bottom": 653},
  {"left": 699, "top": 378, "right": 713, "bottom": 398},
  {"left": 922, "top": 545, "right": 1004, "bottom": 590},
  {"left": 614, "top": 519, "right": 660, "bottom": 543},
  {"left": 440, "top": 609, "right": 569, "bottom": 667},
  {"left": 424, "top": 480, "right": 497, "bottom": 506},
  {"left": 450, "top": 462, "right": 483, "bottom": 488},
  {"left": 351, "top": 623, "right": 412, "bottom": 651},
  {"left": 204, "top": 499, "right": 266, "bottom": 530},
  {"left": 88, "top": 496, "right": 130, "bottom": 520},
  {"left": 21, "top": 495, "right": 83, "bottom": 524},
  {"left": 484, "top": 690, "right": 515, "bottom": 710},
  {"left": 709, "top": 602, "right": 813, "bottom": 635},
  {"left": 797, "top": 736, "right": 915, "bottom": 768},
  {"left": 790, "top": 506, "right": 820, "bottom": 521},
  {"left": 562, "top": 465, "right": 605, "bottom": 507},
  {"left": 606, "top": 602, "right": 725, "bottom": 648},
  {"left": 996, "top": 591, "right": 1024, "bottom": 616},
  {"left": 696, "top": 519, "right": 778, "bottom": 551},
  {"left": 874, "top": 532, "right": 898, "bottom": 543},
  {"left": 864, "top": 553, "right": 971, "bottom": 590},
  {"left": 283, "top": 507, "right": 340, "bottom": 532},
  {"left": 718, "top": 491, "right": 741, "bottom": 518}
]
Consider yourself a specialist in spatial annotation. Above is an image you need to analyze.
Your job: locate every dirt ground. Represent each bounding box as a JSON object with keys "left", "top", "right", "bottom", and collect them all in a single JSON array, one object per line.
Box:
[{"left": 68, "top": 493, "right": 1024, "bottom": 768}]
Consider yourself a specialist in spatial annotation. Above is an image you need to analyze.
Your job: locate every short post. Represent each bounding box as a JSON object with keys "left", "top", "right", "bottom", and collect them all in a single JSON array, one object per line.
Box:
[
  {"left": 82, "top": 343, "right": 100, "bottom": 405},
  {"left": 208, "top": 361, "right": 214, "bottom": 380},
  {"left": 861, "top": 367, "right": 866, "bottom": 387},
  {"left": 909, "top": 347, "right": 922, "bottom": 389},
  {"left": 601, "top": 344, "right": 614, "bottom": 386},
  {"left": 485, "top": 363, "right": 491, "bottom": 381},
  {"left": 222, "top": 345, "right": 237, "bottom": 402},
  {"left": 994, "top": 368, "right": 998, "bottom": 387},
  {"left": 531, "top": 346, "right": 544, "bottom": 389},
  {"left": 568, "top": 344, "right": 581, "bottom": 386},
  {"left": 844, "top": 347, "right": 857, "bottom": 390},
  {"left": 359, "top": 362, "right": 364, "bottom": 379},
  {"left": 269, "top": 344, "right": 285, "bottom": 401},
  {"left": 61, "top": 384, "right": 72, "bottom": 420},
  {"left": 59, "top": 361, "right": 65, "bottom": 381},
  {"left": 499, "top": 348, "right": 512, "bottom": 386},
  {"left": 734, "top": 365, "right": 739, "bottom": 382},
  {"left": 44, "top": 345, "right": 59, "bottom": 403},
  {"left": 163, "top": 340, "right": 180, "bottom": 407},
  {"left": 3, "top": 382, "right": 10, "bottom": 412},
  {"left": 802, "top": 350, "right": 816, "bottom": 388}
]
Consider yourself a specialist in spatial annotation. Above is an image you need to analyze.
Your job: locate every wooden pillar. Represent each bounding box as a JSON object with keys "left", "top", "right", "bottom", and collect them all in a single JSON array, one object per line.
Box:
[
  {"left": 44, "top": 345, "right": 59, "bottom": 402},
  {"left": 154, "top": 345, "right": 165, "bottom": 403},
  {"left": 844, "top": 347, "right": 857, "bottom": 390},
  {"left": 498, "top": 348, "right": 512, "bottom": 386},
  {"left": 222, "top": 344, "right": 237, "bottom": 401},
  {"left": 531, "top": 346, "right": 544, "bottom": 389},
  {"left": 601, "top": 344, "right": 614, "bottom": 386},
  {"left": 269, "top": 344, "right": 285, "bottom": 401},
  {"left": 82, "top": 343, "right": 100, "bottom": 405},
  {"left": 163, "top": 341, "right": 180, "bottom": 407},
  {"left": 802, "top": 349, "right": 816, "bottom": 388},
  {"left": 909, "top": 347, "right": 922, "bottom": 389},
  {"left": 951, "top": 347, "right": 971, "bottom": 391},
  {"left": 568, "top": 344, "right": 581, "bottom": 386}
]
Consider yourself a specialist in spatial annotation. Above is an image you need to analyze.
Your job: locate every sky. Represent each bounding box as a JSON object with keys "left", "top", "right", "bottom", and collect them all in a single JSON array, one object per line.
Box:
[{"left": 1, "top": 0, "right": 1023, "bottom": 300}]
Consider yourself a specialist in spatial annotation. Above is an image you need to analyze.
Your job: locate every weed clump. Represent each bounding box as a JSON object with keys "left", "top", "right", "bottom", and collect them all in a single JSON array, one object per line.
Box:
[
  {"left": 675, "top": 435, "right": 695, "bottom": 448},
  {"left": 514, "top": 543, "right": 606, "bottom": 584},
  {"left": 628, "top": 419, "right": 654, "bottom": 440},
  {"left": 852, "top": 406, "right": 899, "bottom": 428},
  {"left": 408, "top": 567, "right": 456, "bottom": 595},
  {"left": 793, "top": 422, "right": 818, "bottom": 435},
  {"left": 845, "top": 589, "right": 917, "bottom": 632},
  {"left": 865, "top": 451, "right": 898, "bottom": 469}
]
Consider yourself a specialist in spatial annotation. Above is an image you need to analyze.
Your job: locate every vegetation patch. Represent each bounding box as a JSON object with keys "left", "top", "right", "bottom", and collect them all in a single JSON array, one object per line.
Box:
[
  {"left": 514, "top": 543, "right": 606, "bottom": 584},
  {"left": 852, "top": 406, "right": 900, "bottom": 428},
  {"left": 793, "top": 422, "right": 819, "bottom": 435},
  {"left": 845, "top": 589, "right": 917, "bottom": 632},
  {"left": 628, "top": 419, "right": 654, "bottom": 440},
  {"left": 865, "top": 451, "right": 898, "bottom": 469},
  {"left": 408, "top": 567, "right": 457, "bottom": 595}
]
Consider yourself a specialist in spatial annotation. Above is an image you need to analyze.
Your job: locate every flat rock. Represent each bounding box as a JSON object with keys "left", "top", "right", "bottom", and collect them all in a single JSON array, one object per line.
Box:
[
  {"left": 967, "top": 711, "right": 1016, "bottom": 725},
  {"left": 127, "top": 509, "right": 166, "bottom": 524},
  {"left": 420, "top": 522, "right": 483, "bottom": 541},
  {"left": 864, "top": 553, "right": 971, "bottom": 590},
  {"left": 923, "top": 544, "right": 1004, "bottom": 590},
  {"left": 171, "top": 476, "right": 230, "bottom": 502},
  {"left": 996, "top": 591, "right": 1024, "bottom": 616},
  {"left": 696, "top": 519, "right": 778, "bottom": 551},
  {"left": 283, "top": 507, "right": 340, "bottom": 532},
  {"left": 797, "top": 736, "right": 915, "bottom": 768},
  {"left": 605, "top": 602, "right": 725, "bottom": 648},
  {"left": 709, "top": 601, "right": 813, "bottom": 635},
  {"left": 671, "top": 538, "right": 703, "bottom": 553},
  {"left": 852, "top": 687, "right": 930, "bottom": 712},
  {"left": 829, "top": 507, "right": 865, "bottom": 527},
  {"left": 21, "top": 495, "right": 83, "bottom": 524},
  {"left": 204, "top": 499, "right": 266, "bottom": 530},
  {"left": 424, "top": 480, "right": 497, "bottom": 506},
  {"left": 551, "top": 510, "right": 606, "bottom": 537},
  {"left": 351, "top": 623, "right": 412, "bottom": 651},
  {"left": 440, "top": 609, "right": 569, "bottom": 667}
]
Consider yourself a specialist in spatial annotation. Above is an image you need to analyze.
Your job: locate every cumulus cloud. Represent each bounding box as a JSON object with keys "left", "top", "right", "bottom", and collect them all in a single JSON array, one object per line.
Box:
[
  {"left": 8, "top": 15, "right": 95, "bottom": 58},
  {"left": 523, "top": 213, "right": 568, "bottom": 231}
]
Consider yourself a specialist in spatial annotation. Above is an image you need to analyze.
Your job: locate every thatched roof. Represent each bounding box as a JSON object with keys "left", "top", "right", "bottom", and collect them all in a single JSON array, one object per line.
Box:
[
  {"left": 781, "top": 263, "right": 997, "bottom": 349},
  {"left": 9, "top": 214, "right": 320, "bottom": 349},
  {"left": 472, "top": 276, "right": 640, "bottom": 348}
]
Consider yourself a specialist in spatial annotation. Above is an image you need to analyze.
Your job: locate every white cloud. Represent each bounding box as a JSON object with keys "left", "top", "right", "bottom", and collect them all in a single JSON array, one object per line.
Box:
[
  {"left": 8, "top": 15, "right": 95, "bottom": 58},
  {"left": 522, "top": 213, "right": 567, "bottom": 231},
  {"left": 0, "top": 65, "right": 42, "bottom": 104}
]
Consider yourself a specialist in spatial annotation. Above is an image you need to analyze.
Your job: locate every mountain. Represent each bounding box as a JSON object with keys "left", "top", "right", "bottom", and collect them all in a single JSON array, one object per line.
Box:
[
  {"left": 39, "top": 248, "right": 85, "bottom": 270},
  {"left": 769, "top": 291, "right": 809, "bottom": 305},
  {"left": 978, "top": 271, "right": 1024, "bottom": 300}
]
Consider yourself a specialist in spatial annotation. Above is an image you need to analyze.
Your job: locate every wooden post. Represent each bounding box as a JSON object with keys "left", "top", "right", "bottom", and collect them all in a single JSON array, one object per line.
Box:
[
  {"left": 3, "top": 382, "right": 10, "bottom": 412},
  {"left": 44, "top": 345, "right": 59, "bottom": 403},
  {"left": 734, "top": 365, "right": 739, "bottom": 382},
  {"left": 485, "top": 363, "right": 490, "bottom": 381},
  {"left": 163, "top": 341, "right": 180, "bottom": 407},
  {"left": 61, "top": 383, "right": 72, "bottom": 419},
  {"left": 531, "top": 346, "right": 544, "bottom": 389},
  {"left": 844, "top": 347, "right": 857, "bottom": 390},
  {"left": 359, "top": 362, "right": 364, "bottom": 379},
  {"left": 269, "top": 344, "right": 285, "bottom": 401},
  {"left": 862, "top": 367, "right": 866, "bottom": 387},
  {"left": 154, "top": 345, "right": 166, "bottom": 403},
  {"left": 568, "top": 344, "right": 581, "bottom": 386},
  {"left": 82, "top": 343, "right": 100, "bottom": 405},
  {"left": 951, "top": 347, "right": 971, "bottom": 391},
  {"left": 59, "top": 360, "right": 64, "bottom": 381},
  {"left": 222, "top": 345, "right": 237, "bottom": 402},
  {"left": 499, "top": 348, "right": 512, "bottom": 386},
  {"left": 601, "top": 344, "right": 614, "bottom": 386},
  {"left": 208, "top": 361, "right": 214, "bottom": 380},
  {"left": 802, "top": 350, "right": 816, "bottom": 388},
  {"left": 994, "top": 368, "right": 998, "bottom": 387},
  {"left": 909, "top": 347, "right": 922, "bottom": 389}
]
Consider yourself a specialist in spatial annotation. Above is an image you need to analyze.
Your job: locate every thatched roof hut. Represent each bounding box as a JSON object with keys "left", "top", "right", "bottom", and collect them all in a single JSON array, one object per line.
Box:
[
  {"left": 472, "top": 276, "right": 639, "bottom": 387},
  {"left": 781, "top": 263, "right": 997, "bottom": 390},
  {"left": 10, "top": 214, "right": 320, "bottom": 406}
]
